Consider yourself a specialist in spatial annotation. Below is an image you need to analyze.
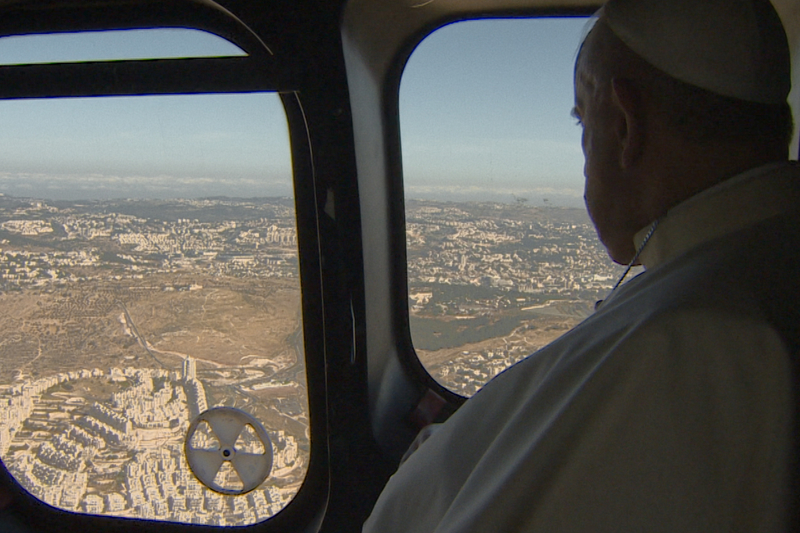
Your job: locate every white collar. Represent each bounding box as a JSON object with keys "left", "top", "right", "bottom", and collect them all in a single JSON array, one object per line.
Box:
[{"left": 634, "top": 161, "right": 800, "bottom": 269}]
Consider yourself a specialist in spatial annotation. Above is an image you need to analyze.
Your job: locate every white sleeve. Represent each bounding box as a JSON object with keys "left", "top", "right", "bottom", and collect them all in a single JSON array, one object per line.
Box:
[{"left": 439, "top": 310, "right": 794, "bottom": 533}]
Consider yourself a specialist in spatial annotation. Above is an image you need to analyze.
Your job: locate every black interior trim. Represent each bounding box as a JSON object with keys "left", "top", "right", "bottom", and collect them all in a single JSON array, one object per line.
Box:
[
  {"left": 0, "top": 0, "right": 333, "bottom": 530},
  {"left": 0, "top": 0, "right": 272, "bottom": 58},
  {"left": 0, "top": 57, "right": 293, "bottom": 99}
]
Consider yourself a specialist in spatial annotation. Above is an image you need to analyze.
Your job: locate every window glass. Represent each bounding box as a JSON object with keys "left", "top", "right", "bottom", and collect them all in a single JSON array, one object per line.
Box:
[
  {"left": 0, "top": 92, "right": 308, "bottom": 525},
  {"left": 0, "top": 28, "right": 245, "bottom": 65},
  {"left": 401, "top": 18, "right": 638, "bottom": 396}
]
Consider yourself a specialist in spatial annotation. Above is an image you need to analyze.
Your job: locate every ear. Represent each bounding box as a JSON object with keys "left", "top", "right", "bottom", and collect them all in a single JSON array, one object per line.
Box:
[{"left": 610, "top": 78, "right": 644, "bottom": 169}]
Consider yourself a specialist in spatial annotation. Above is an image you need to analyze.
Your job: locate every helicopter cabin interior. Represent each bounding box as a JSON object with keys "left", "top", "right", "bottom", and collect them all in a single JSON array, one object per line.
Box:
[{"left": 0, "top": 0, "right": 796, "bottom": 531}]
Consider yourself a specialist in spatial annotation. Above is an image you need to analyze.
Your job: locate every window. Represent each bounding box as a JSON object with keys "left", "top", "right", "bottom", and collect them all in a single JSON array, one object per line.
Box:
[
  {"left": 0, "top": 30, "right": 308, "bottom": 527},
  {"left": 400, "top": 18, "right": 636, "bottom": 396}
]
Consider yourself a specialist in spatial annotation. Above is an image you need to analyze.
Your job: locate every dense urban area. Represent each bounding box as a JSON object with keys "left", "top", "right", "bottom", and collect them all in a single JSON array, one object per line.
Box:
[
  {"left": 0, "top": 195, "right": 306, "bottom": 526},
  {"left": 0, "top": 194, "right": 625, "bottom": 524},
  {"left": 405, "top": 199, "right": 629, "bottom": 395}
]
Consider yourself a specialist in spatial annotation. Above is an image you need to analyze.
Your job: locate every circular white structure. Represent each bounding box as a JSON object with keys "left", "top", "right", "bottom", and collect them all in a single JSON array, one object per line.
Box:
[{"left": 184, "top": 406, "right": 274, "bottom": 495}]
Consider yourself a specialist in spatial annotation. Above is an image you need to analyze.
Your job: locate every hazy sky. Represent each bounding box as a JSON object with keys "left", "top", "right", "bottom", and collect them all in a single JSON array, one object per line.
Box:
[
  {"left": 401, "top": 17, "right": 590, "bottom": 205},
  {"left": 0, "top": 18, "right": 590, "bottom": 204}
]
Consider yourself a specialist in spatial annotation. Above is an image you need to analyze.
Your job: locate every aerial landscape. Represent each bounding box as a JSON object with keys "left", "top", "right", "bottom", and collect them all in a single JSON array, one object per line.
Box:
[
  {"left": 405, "top": 199, "right": 629, "bottom": 395},
  {"left": 0, "top": 193, "right": 625, "bottom": 524},
  {"left": 0, "top": 194, "right": 306, "bottom": 526}
]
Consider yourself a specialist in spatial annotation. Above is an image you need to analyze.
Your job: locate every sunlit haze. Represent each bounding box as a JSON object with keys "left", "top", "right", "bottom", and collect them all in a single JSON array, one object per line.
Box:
[
  {"left": 0, "top": 19, "right": 591, "bottom": 204},
  {"left": 401, "top": 17, "right": 590, "bottom": 206}
]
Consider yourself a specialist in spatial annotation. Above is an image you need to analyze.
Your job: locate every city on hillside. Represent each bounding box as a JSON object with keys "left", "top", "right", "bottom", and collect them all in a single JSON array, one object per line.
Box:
[
  {"left": 0, "top": 193, "right": 625, "bottom": 523},
  {"left": 404, "top": 199, "right": 629, "bottom": 395}
]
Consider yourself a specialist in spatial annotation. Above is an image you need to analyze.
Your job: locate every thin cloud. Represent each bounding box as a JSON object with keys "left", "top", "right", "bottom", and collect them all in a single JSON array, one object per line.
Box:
[
  {"left": 404, "top": 183, "right": 585, "bottom": 207},
  {"left": 0, "top": 172, "right": 292, "bottom": 200}
]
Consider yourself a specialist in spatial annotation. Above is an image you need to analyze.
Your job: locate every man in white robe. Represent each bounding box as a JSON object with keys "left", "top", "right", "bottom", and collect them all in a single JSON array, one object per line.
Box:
[{"left": 363, "top": 0, "right": 799, "bottom": 531}]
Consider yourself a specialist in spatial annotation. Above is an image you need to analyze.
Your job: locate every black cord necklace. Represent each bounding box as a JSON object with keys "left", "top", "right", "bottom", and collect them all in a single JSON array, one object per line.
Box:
[{"left": 595, "top": 218, "right": 660, "bottom": 310}]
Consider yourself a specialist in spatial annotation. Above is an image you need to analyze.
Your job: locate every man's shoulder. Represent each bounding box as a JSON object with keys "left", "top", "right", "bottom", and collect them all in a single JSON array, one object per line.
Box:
[{"left": 614, "top": 208, "right": 800, "bottom": 324}]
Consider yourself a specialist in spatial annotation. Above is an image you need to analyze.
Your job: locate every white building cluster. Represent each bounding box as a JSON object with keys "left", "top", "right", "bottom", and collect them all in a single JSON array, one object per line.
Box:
[
  {"left": 184, "top": 381, "right": 208, "bottom": 420},
  {"left": 235, "top": 225, "right": 297, "bottom": 247},
  {"left": 0, "top": 371, "right": 102, "bottom": 455},
  {"left": 118, "top": 443, "right": 297, "bottom": 524},
  {"left": 66, "top": 426, "right": 105, "bottom": 449},
  {"left": 436, "top": 348, "right": 531, "bottom": 396},
  {"left": 406, "top": 202, "right": 623, "bottom": 300},
  {"left": 37, "top": 434, "right": 85, "bottom": 471},
  {"left": 12, "top": 455, "right": 88, "bottom": 512},
  {"left": 87, "top": 403, "right": 133, "bottom": 434},
  {"left": 0, "top": 362, "right": 306, "bottom": 525},
  {"left": 271, "top": 430, "right": 299, "bottom": 473},
  {"left": 0, "top": 197, "right": 302, "bottom": 292},
  {"left": 116, "top": 232, "right": 178, "bottom": 254},
  {"left": 75, "top": 415, "right": 134, "bottom": 447},
  {"left": 1, "top": 219, "right": 54, "bottom": 235},
  {"left": 112, "top": 372, "right": 187, "bottom": 430}
]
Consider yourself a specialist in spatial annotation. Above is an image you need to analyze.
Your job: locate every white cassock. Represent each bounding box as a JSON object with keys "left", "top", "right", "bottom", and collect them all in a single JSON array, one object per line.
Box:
[{"left": 363, "top": 162, "right": 800, "bottom": 533}]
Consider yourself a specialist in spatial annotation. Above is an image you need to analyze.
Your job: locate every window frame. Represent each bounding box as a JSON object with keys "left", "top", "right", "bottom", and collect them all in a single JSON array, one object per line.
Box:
[
  {"left": 342, "top": 1, "right": 600, "bottom": 463},
  {"left": 0, "top": 1, "right": 331, "bottom": 531}
]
